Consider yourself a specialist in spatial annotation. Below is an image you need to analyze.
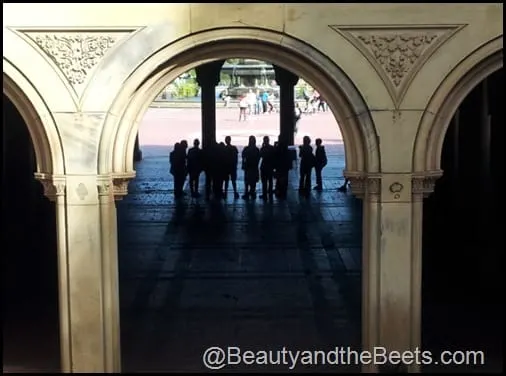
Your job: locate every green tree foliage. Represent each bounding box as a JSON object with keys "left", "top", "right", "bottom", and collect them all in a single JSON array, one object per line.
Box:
[
  {"left": 174, "top": 81, "right": 198, "bottom": 98},
  {"left": 220, "top": 72, "right": 231, "bottom": 86},
  {"left": 169, "top": 69, "right": 198, "bottom": 98}
]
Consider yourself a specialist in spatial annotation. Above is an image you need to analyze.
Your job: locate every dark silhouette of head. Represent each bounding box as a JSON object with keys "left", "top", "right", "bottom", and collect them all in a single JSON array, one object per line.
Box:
[
  {"left": 315, "top": 138, "right": 322, "bottom": 146},
  {"left": 174, "top": 142, "right": 180, "bottom": 150},
  {"left": 248, "top": 135, "right": 256, "bottom": 147},
  {"left": 193, "top": 139, "right": 200, "bottom": 148},
  {"left": 225, "top": 136, "right": 231, "bottom": 145},
  {"left": 219, "top": 141, "right": 225, "bottom": 147},
  {"left": 263, "top": 135, "right": 270, "bottom": 145},
  {"left": 303, "top": 135, "right": 311, "bottom": 145},
  {"left": 180, "top": 140, "right": 188, "bottom": 149}
]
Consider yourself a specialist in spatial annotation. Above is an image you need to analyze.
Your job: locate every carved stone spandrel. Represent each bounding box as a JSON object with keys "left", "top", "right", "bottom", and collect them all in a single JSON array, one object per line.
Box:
[
  {"left": 22, "top": 30, "right": 131, "bottom": 98},
  {"left": 329, "top": 24, "right": 465, "bottom": 107}
]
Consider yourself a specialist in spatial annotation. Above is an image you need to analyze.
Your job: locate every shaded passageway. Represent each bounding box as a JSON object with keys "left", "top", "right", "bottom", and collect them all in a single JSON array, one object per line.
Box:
[
  {"left": 2, "top": 95, "right": 60, "bottom": 372},
  {"left": 422, "top": 68, "right": 504, "bottom": 372},
  {"left": 117, "top": 141, "right": 363, "bottom": 372}
]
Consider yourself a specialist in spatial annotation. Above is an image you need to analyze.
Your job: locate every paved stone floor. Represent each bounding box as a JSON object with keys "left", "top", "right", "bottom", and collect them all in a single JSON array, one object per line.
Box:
[{"left": 118, "top": 108, "right": 363, "bottom": 372}]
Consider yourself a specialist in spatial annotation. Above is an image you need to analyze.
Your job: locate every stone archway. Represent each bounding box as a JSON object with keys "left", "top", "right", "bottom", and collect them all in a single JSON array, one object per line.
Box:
[
  {"left": 94, "top": 27, "right": 381, "bottom": 372},
  {"left": 3, "top": 60, "right": 67, "bottom": 373},
  {"left": 413, "top": 35, "right": 503, "bottom": 173},
  {"left": 3, "top": 59, "right": 69, "bottom": 372},
  {"left": 95, "top": 27, "right": 380, "bottom": 178},
  {"left": 412, "top": 35, "right": 503, "bottom": 372},
  {"left": 3, "top": 59, "right": 66, "bottom": 177}
]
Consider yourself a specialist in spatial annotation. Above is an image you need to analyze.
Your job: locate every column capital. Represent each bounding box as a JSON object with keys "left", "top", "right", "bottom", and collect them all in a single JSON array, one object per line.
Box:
[
  {"left": 274, "top": 65, "right": 299, "bottom": 87},
  {"left": 111, "top": 172, "right": 136, "bottom": 200},
  {"left": 344, "top": 170, "right": 443, "bottom": 202},
  {"left": 34, "top": 172, "right": 66, "bottom": 202},
  {"left": 411, "top": 170, "right": 443, "bottom": 201},
  {"left": 195, "top": 60, "right": 226, "bottom": 87},
  {"left": 97, "top": 175, "right": 115, "bottom": 198},
  {"left": 344, "top": 171, "right": 381, "bottom": 201}
]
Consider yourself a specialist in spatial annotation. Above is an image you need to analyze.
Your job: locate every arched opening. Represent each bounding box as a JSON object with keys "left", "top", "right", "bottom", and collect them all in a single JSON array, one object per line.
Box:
[
  {"left": 99, "top": 31, "right": 377, "bottom": 372},
  {"left": 422, "top": 65, "right": 504, "bottom": 372},
  {"left": 97, "top": 29, "right": 379, "bottom": 175},
  {"left": 2, "top": 93, "right": 60, "bottom": 372}
]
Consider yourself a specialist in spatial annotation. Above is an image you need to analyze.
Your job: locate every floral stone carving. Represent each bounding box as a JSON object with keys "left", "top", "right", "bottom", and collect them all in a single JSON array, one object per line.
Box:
[
  {"left": 30, "top": 33, "right": 118, "bottom": 86},
  {"left": 329, "top": 25, "right": 464, "bottom": 107},
  {"left": 356, "top": 33, "right": 438, "bottom": 88}
]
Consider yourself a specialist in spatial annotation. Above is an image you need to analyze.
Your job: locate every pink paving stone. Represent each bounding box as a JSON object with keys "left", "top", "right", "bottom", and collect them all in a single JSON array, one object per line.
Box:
[{"left": 138, "top": 107, "right": 342, "bottom": 156}]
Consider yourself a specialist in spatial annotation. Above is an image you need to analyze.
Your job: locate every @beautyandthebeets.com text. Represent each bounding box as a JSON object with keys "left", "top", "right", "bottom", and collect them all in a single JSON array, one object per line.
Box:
[{"left": 202, "top": 346, "right": 486, "bottom": 370}]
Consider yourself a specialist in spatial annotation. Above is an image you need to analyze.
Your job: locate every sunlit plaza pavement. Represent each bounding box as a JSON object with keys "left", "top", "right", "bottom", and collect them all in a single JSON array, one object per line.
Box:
[{"left": 139, "top": 106, "right": 344, "bottom": 151}]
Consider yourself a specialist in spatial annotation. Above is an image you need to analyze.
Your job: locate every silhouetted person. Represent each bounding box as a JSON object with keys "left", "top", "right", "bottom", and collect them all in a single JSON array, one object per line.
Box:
[
  {"left": 203, "top": 141, "right": 220, "bottom": 200},
  {"left": 187, "top": 138, "right": 203, "bottom": 198},
  {"left": 299, "top": 135, "right": 315, "bottom": 197},
  {"left": 169, "top": 142, "right": 187, "bottom": 199},
  {"left": 294, "top": 103, "right": 302, "bottom": 135},
  {"left": 273, "top": 141, "right": 280, "bottom": 194},
  {"left": 274, "top": 137, "right": 292, "bottom": 199},
  {"left": 241, "top": 135, "right": 261, "bottom": 199},
  {"left": 180, "top": 139, "right": 188, "bottom": 151},
  {"left": 259, "top": 136, "right": 275, "bottom": 199},
  {"left": 223, "top": 136, "right": 240, "bottom": 199},
  {"left": 180, "top": 139, "right": 189, "bottom": 193},
  {"left": 318, "top": 96, "right": 327, "bottom": 112},
  {"left": 313, "top": 138, "right": 327, "bottom": 191},
  {"left": 338, "top": 178, "right": 350, "bottom": 192},
  {"left": 214, "top": 142, "right": 227, "bottom": 199}
]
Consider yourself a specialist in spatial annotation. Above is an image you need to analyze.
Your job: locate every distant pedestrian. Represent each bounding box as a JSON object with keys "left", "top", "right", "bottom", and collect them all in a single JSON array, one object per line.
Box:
[
  {"left": 298, "top": 135, "right": 315, "bottom": 197},
  {"left": 223, "top": 136, "right": 240, "bottom": 199},
  {"left": 259, "top": 136, "right": 276, "bottom": 199},
  {"left": 187, "top": 138, "right": 203, "bottom": 198},
  {"left": 273, "top": 138, "right": 292, "bottom": 199},
  {"left": 239, "top": 95, "right": 248, "bottom": 121},
  {"left": 313, "top": 138, "right": 327, "bottom": 191},
  {"left": 169, "top": 142, "right": 187, "bottom": 199},
  {"left": 241, "top": 136, "right": 261, "bottom": 199}
]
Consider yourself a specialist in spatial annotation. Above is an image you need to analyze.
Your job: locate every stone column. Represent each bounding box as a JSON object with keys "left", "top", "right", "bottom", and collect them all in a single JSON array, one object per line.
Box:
[
  {"left": 274, "top": 66, "right": 299, "bottom": 145},
  {"left": 97, "top": 175, "right": 125, "bottom": 372},
  {"left": 346, "top": 171, "right": 440, "bottom": 373},
  {"left": 35, "top": 174, "right": 69, "bottom": 371},
  {"left": 133, "top": 134, "right": 142, "bottom": 162},
  {"left": 35, "top": 173, "right": 121, "bottom": 372},
  {"left": 196, "top": 60, "right": 225, "bottom": 148},
  {"left": 410, "top": 171, "right": 441, "bottom": 373},
  {"left": 346, "top": 172, "right": 381, "bottom": 373}
]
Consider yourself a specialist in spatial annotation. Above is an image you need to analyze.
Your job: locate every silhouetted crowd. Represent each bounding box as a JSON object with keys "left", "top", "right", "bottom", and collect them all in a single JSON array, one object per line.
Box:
[{"left": 169, "top": 135, "right": 328, "bottom": 200}]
